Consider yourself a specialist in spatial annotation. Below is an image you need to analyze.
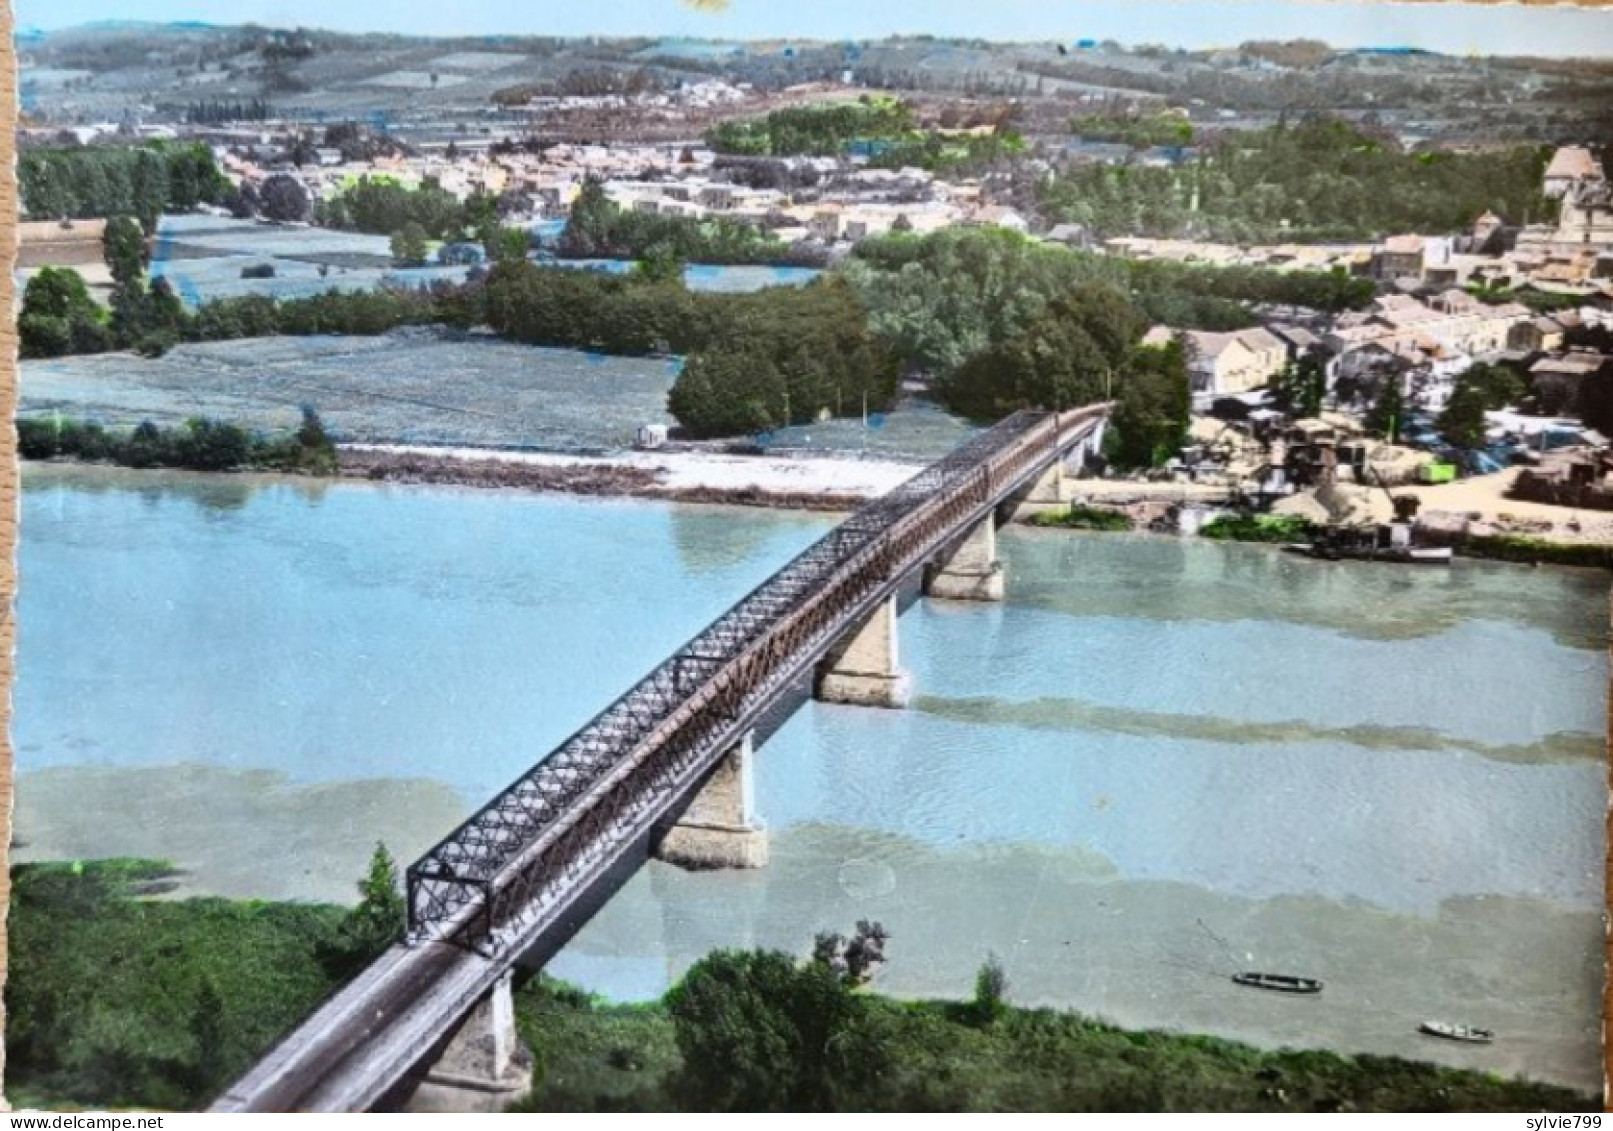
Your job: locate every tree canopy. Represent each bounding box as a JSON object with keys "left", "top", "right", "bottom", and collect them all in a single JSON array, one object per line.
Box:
[
  {"left": 1041, "top": 117, "right": 1550, "bottom": 243},
  {"left": 560, "top": 179, "right": 812, "bottom": 266},
  {"left": 20, "top": 143, "right": 228, "bottom": 228}
]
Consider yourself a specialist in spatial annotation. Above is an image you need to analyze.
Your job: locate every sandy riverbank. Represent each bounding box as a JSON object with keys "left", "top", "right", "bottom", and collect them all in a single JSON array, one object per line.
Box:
[
  {"left": 341, "top": 444, "right": 1248, "bottom": 511},
  {"left": 340, "top": 443, "right": 924, "bottom": 510}
]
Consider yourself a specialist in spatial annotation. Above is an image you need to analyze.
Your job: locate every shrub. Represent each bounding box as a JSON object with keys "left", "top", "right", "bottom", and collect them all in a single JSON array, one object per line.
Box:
[
  {"left": 1030, "top": 504, "right": 1132, "bottom": 531},
  {"left": 15, "top": 411, "right": 338, "bottom": 476},
  {"left": 971, "top": 954, "right": 1010, "bottom": 1026},
  {"left": 1199, "top": 514, "right": 1318, "bottom": 543}
]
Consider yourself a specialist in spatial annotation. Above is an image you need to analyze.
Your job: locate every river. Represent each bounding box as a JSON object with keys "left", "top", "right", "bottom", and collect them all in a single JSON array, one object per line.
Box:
[{"left": 14, "top": 464, "right": 1609, "bottom": 1092}]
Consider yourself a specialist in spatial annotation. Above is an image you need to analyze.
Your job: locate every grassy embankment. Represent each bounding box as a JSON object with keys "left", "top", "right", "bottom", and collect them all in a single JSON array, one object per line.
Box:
[
  {"left": 6, "top": 860, "right": 351, "bottom": 1111},
  {"left": 7, "top": 859, "right": 1598, "bottom": 1113},
  {"left": 1456, "top": 535, "right": 1613, "bottom": 569},
  {"left": 517, "top": 978, "right": 1595, "bottom": 1113}
]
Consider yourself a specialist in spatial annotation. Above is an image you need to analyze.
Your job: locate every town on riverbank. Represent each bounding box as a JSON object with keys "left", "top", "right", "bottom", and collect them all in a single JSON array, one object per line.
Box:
[
  {"left": 18, "top": 28, "right": 1613, "bottom": 563},
  {"left": 10, "top": 9, "right": 1613, "bottom": 1115}
]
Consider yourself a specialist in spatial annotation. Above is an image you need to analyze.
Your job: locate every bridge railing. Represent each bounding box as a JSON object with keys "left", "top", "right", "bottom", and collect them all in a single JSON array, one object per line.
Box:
[{"left": 407, "top": 405, "right": 1108, "bottom": 956}]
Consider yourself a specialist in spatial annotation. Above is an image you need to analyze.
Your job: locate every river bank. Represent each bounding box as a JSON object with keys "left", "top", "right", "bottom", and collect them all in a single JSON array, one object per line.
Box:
[
  {"left": 337, "top": 444, "right": 911, "bottom": 512},
  {"left": 8, "top": 858, "right": 1596, "bottom": 1113},
  {"left": 25, "top": 426, "right": 1612, "bottom": 567},
  {"left": 341, "top": 446, "right": 1613, "bottom": 565}
]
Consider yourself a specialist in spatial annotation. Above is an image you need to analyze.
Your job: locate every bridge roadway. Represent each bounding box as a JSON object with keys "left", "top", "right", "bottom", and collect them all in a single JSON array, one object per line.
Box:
[{"left": 210, "top": 403, "right": 1110, "bottom": 1112}]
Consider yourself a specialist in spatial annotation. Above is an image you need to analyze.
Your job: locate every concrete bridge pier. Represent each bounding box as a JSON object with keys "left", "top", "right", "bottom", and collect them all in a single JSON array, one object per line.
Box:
[
  {"left": 655, "top": 731, "right": 769, "bottom": 869},
  {"left": 923, "top": 516, "right": 1004, "bottom": 601},
  {"left": 1004, "top": 460, "right": 1069, "bottom": 522},
  {"left": 815, "top": 596, "right": 910, "bottom": 709},
  {"left": 406, "top": 972, "right": 534, "bottom": 1113}
]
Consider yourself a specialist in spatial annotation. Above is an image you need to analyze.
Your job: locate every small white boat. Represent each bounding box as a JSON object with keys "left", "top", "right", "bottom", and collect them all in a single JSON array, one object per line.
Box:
[{"left": 1419, "top": 1021, "right": 1494, "bottom": 1044}]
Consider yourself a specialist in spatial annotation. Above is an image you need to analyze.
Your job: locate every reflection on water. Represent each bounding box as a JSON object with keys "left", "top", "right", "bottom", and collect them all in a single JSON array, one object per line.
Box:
[
  {"left": 668, "top": 504, "right": 794, "bottom": 577},
  {"left": 16, "top": 468, "right": 1608, "bottom": 1091},
  {"left": 25, "top": 464, "right": 335, "bottom": 516}
]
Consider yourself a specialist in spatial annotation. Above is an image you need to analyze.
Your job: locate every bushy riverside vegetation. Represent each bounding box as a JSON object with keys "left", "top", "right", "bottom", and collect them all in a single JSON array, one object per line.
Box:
[
  {"left": 19, "top": 143, "right": 229, "bottom": 229},
  {"left": 8, "top": 865, "right": 1593, "bottom": 1113},
  {"left": 516, "top": 949, "right": 1591, "bottom": 1113},
  {"left": 5, "top": 851, "right": 402, "bottom": 1110},
  {"left": 17, "top": 408, "right": 337, "bottom": 474},
  {"left": 1029, "top": 504, "right": 1133, "bottom": 531},
  {"left": 1199, "top": 514, "right": 1319, "bottom": 543},
  {"left": 1458, "top": 535, "right": 1613, "bottom": 569},
  {"left": 1041, "top": 118, "right": 1550, "bottom": 243}
]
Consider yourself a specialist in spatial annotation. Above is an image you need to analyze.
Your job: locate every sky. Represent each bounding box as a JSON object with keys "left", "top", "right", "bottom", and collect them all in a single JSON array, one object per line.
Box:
[{"left": 14, "top": 0, "right": 1613, "bottom": 59}]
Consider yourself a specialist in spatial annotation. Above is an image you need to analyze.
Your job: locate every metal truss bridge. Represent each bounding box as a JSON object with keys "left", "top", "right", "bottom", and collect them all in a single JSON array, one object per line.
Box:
[{"left": 211, "top": 404, "right": 1110, "bottom": 1112}]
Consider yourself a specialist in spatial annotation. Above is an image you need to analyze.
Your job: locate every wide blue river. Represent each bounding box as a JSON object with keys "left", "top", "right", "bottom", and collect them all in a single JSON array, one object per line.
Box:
[{"left": 14, "top": 465, "right": 1608, "bottom": 1091}]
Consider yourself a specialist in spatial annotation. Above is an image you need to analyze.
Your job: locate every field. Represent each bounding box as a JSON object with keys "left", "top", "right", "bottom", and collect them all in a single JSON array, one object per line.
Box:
[
  {"left": 19, "top": 327, "right": 974, "bottom": 460},
  {"left": 19, "top": 331, "right": 680, "bottom": 451}
]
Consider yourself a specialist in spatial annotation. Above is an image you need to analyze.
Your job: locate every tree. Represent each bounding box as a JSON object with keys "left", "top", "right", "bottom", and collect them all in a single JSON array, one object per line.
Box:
[
  {"left": 558, "top": 179, "right": 615, "bottom": 258},
  {"left": 1437, "top": 380, "right": 1490, "bottom": 449},
  {"left": 1438, "top": 361, "right": 1524, "bottom": 448},
  {"left": 104, "top": 215, "right": 157, "bottom": 346},
  {"left": 1107, "top": 338, "right": 1192, "bottom": 469},
  {"left": 810, "top": 920, "right": 888, "bottom": 987},
  {"left": 175, "top": 418, "right": 251, "bottom": 468},
  {"left": 1364, "top": 369, "right": 1406, "bottom": 442},
  {"left": 943, "top": 284, "right": 1142, "bottom": 420},
  {"left": 224, "top": 182, "right": 261, "bottom": 220},
  {"left": 1272, "top": 350, "right": 1326, "bottom": 418},
  {"left": 296, "top": 405, "right": 328, "bottom": 448},
  {"left": 289, "top": 136, "right": 320, "bottom": 167},
  {"left": 481, "top": 225, "right": 530, "bottom": 265},
  {"left": 128, "top": 149, "right": 169, "bottom": 233},
  {"left": 667, "top": 947, "right": 889, "bottom": 1111},
  {"left": 633, "top": 244, "right": 686, "bottom": 285},
  {"left": 19, "top": 144, "right": 227, "bottom": 222},
  {"left": 389, "top": 222, "right": 429, "bottom": 266},
  {"left": 102, "top": 215, "right": 148, "bottom": 288},
  {"left": 258, "top": 174, "right": 312, "bottom": 223},
  {"left": 323, "top": 843, "right": 406, "bottom": 978},
  {"left": 1578, "top": 371, "right": 1613, "bottom": 437},
  {"left": 292, "top": 405, "right": 337, "bottom": 473},
  {"left": 667, "top": 346, "right": 787, "bottom": 437},
  {"left": 19, "top": 267, "right": 108, "bottom": 358},
  {"left": 971, "top": 953, "right": 1010, "bottom": 1026}
]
